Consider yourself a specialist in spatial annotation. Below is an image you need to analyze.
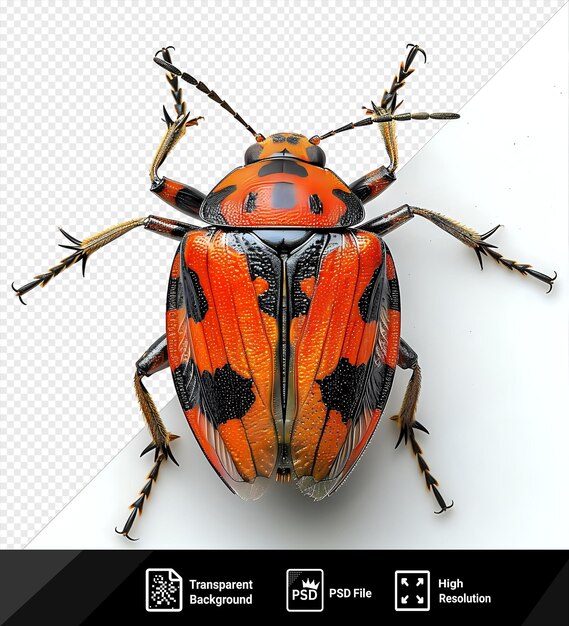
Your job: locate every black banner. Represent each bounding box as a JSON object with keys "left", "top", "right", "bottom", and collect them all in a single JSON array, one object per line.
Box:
[{"left": 1, "top": 551, "right": 567, "bottom": 625}]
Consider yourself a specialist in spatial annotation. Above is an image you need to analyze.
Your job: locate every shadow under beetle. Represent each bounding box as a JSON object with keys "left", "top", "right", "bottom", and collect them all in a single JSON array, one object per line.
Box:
[{"left": 13, "top": 44, "right": 556, "bottom": 540}]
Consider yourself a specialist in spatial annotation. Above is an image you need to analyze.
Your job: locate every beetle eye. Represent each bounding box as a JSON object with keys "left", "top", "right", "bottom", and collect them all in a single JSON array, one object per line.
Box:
[
  {"left": 306, "top": 144, "right": 326, "bottom": 167},
  {"left": 244, "top": 143, "right": 263, "bottom": 164}
]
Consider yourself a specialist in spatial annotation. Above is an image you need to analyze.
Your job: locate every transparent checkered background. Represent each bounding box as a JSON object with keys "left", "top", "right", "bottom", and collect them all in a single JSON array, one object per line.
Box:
[{"left": 0, "top": 0, "right": 565, "bottom": 548}]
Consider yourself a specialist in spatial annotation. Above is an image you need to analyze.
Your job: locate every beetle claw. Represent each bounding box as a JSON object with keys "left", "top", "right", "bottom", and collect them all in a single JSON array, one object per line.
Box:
[
  {"left": 58, "top": 226, "right": 82, "bottom": 245},
  {"left": 412, "top": 420, "right": 430, "bottom": 435},
  {"left": 154, "top": 45, "right": 175, "bottom": 59},
  {"left": 480, "top": 224, "right": 502, "bottom": 240},
  {"left": 11, "top": 281, "right": 27, "bottom": 305},
  {"left": 394, "top": 421, "right": 407, "bottom": 449},
  {"left": 432, "top": 484, "right": 454, "bottom": 514},
  {"left": 474, "top": 246, "right": 484, "bottom": 270},
  {"left": 406, "top": 43, "right": 427, "bottom": 64},
  {"left": 115, "top": 527, "right": 139, "bottom": 541},
  {"left": 545, "top": 271, "right": 557, "bottom": 294},
  {"left": 166, "top": 445, "right": 179, "bottom": 467},
  {"left": 140, "top": 434, "right": 180, "bottom": 466},
  {"left": 472, "top": 230, "right": 557, "bottom": 291},
  {"left": 434, "top": 500, "right": 454, "bottom": 515},
  {"left": 477, "top": 240, "right": 498, "bottom": 250},
  {"left": 162, "top": 105, "right": 174, "bottom": 128},
  {"left": 140, "top": 442, "right": 157, "bottom": 457}
]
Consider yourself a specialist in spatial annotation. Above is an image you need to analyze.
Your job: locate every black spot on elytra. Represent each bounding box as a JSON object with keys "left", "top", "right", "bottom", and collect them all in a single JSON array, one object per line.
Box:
[
  {"left": 245, "top": 191, "right": 257, "bottom": 213},
  {"left": 272, "top": 134, "right": 286, "bottom": 143},
  {"left": 172, "top": 360, "right": 199, "bottom": 411},
  {"left": 259, "top": 159, "right": 308, "bottom": 177},
  {"left": 287, "top": 135, "right": 300, "bottom": 145},
  {"left": 332, "top": 188, "right": 365, "bottom": 226},
  {"left": 386, "top": 250, "right": 401, "bottom": 315},
  {"left": 376, "top": 366, "right": 395, "bottom": 410},
  {"left": 183, "top": 265, "right": 209, "bottom": 322},
  {"left": 201, "top": 185, "right": 235, "bottom": 224},
  {"left": 358, "top": 266, "right": 383, "bottom": 322},
  {"left": 272, "top": 182, "right": 296, "bottom": 208},
  {"left": 317, "top": 357, "right": 367, "bottom": 422},
  {"left": 238, "top": 233, "right": 279, "bottom": 317},
  {"left": 309, "top": 193, "right": 323, "bottom": 214},
  {"left": 244, "top": 143, "right": 263, "bottom": 164},
  {"left": 166, "top": 275, "right": 184, "bottom": 311},
  {"left": 289, "top": 234, "right": 326, "bottom": 317},
  {"left": 388, "top": 278, "right": 400, "bottom": 311},
  {"left": 200, "top": 364, "right": 255, "bottom": 425}
]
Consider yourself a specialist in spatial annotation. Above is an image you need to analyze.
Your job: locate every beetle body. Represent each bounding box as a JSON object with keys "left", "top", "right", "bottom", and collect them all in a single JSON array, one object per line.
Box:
[
  {"left": 163, "top": 132, "right": 399, "bottom": 499},
  {"left": 13, "top": 45, "right": 555, "bottom": 538},
  {"left": 167, "top": 221, "right": 399, "bottom": 499}
]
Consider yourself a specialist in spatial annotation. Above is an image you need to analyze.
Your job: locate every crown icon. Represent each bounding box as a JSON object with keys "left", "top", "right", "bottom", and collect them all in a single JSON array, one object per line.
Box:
[{"left": 302, "top": 578, "right": 320, "bottom": 591}]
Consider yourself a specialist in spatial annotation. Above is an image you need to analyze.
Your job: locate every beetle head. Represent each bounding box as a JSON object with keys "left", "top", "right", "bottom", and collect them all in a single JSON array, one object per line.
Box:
[{"left": 244, "top": 133, "right": 326, "bottom": 167}]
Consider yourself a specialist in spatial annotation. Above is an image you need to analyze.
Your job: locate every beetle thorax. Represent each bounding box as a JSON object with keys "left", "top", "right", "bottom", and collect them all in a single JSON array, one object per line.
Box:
[{"left": 200, "top": 133, "right": 365, "bottom": 228}]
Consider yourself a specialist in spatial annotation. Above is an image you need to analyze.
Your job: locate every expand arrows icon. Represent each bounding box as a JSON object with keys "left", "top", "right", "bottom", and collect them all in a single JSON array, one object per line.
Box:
[{"left": 396, "top": 570, "right": 431, "bottom": 611}]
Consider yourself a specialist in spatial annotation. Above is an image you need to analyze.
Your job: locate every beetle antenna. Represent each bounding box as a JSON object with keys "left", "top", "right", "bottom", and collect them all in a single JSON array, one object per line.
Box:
[
  {"left": 154, "top": 51, "right": 265, "bottom": 142},
  {"left": 309, "top": 110, "right": 460, "bottom": 144}
]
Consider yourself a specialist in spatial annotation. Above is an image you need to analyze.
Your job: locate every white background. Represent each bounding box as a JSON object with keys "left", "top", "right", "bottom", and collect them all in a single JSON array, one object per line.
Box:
[{"left": 1, "top": 1, "right": 567, "bottom": 549}]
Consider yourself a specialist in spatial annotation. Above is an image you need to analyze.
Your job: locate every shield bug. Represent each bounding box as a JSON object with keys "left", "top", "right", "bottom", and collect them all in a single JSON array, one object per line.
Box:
[{"left": 12, "top": 45, "right": 556, "bottom": 540}]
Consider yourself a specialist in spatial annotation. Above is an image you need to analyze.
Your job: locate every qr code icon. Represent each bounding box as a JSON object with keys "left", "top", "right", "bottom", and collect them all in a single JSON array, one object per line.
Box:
[{"left": 146, "top": 568, "right": 183, "bottom": 612}]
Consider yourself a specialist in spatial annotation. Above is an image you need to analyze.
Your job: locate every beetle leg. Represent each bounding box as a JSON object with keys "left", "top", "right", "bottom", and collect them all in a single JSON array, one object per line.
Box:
[
  {"left": 12, "top": 216, "right": 198, "bottom": 303},
  {"left": 115, "top": 334, "right": 180, "bottom": 541},
  {"left": 150, "top": 47, "right": 206, "bottom": 218},
  {"left": 350, "top": 44, "right": 427, "bottom": 203},
  {"left": 390, "top": 338, "right": 454, "bottom": 515},
  {"left": 349, "top": 166, "right": 396, "bottom": 205},
  {"left": 134, "top": 334, "right": 179, "bottom": 464},
  {"left": 360, "top": 204, "right": 557, "bottom": 292}
]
